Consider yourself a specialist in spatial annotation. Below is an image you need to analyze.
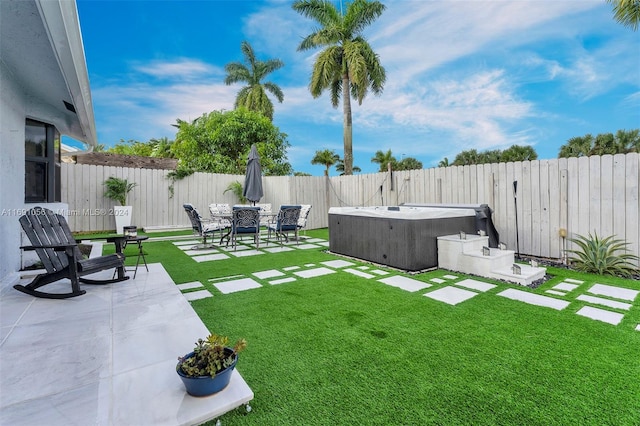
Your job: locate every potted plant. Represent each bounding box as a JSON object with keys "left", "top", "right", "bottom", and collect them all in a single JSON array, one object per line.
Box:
[
  {"left": 103, "top": 176, "right": 137, "bottom": 234},
  {"left": 176, "top": 334, "right": 247, "bottom": 397}
]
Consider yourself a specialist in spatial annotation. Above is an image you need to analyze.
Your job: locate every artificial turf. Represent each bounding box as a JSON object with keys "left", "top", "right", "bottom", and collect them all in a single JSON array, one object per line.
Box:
[{"left": 108, "top": 229, "right": 640, "bottom": 425}]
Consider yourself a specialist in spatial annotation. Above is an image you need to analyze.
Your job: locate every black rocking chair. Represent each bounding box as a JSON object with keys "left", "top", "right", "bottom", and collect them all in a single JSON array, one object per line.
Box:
[{"left": 15, "top": 206, "right": 128, "bottom": 299}]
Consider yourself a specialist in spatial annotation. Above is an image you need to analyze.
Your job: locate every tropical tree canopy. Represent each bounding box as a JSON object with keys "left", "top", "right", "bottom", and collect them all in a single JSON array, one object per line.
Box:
[
  {"left": 172, "top": 108, "right": 292, "bottom": 176},
  {"left": 293, "top": 0, "right": 386, "bottom": 175},
  {"left": 607, "top": 0, "right": 640, "bottom": 31},
  {"left": 224, "top": 41, "right": 285, "bottom": 121},
  {"left": 371, "top": 149, "right": 397, "bottom": 172},
  {"left": 335, "top": 158, "right": 361, "bottom": 175},
  {"left": 311, "top": 149, "right": 340, "bottom": 176},
  {"left": 558, "top": 129, "right": 639, "bottom": 158},
  {"left": 108, "top": 138, "right": 176, "bottom": 158},
  {"left": 449, "top": 145, "right": 538, "bottom": 166},
  {"left": 396, "top": 157, "right": 423, "bottom": 171}
]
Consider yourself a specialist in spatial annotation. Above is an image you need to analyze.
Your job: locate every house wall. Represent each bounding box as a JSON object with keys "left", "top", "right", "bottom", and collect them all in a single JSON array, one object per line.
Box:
[
  {"left": 0, "top": 61, "right": 70, "bottom": 287},
  {"left": 0, "top": 62, "right": 27, "bottom": 286}
]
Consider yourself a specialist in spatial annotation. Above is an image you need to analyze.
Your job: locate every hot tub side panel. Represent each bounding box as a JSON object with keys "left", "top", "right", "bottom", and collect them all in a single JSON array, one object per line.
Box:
[{"left": 329, "top": 213, "right": 476, "bottom": 271}]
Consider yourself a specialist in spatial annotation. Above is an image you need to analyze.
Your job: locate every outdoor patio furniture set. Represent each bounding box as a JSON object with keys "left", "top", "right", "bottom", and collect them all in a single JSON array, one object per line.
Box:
[{"left": 183, "top": 203, "right": 312, "bottom": 251}]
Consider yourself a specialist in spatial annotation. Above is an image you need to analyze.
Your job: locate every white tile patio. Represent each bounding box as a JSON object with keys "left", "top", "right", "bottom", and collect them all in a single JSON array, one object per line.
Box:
[{"left": 0, "top": 263, "right": 253, "bottom": 425}]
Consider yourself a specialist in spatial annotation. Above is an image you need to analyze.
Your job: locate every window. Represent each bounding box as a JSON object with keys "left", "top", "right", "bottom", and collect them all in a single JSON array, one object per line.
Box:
[{"left": 25, "top": 119, "right": 61, "bottom": 202}]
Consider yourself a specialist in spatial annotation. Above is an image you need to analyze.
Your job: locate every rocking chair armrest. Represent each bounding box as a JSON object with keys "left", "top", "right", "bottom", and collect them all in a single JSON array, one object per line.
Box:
[{"left": 20, "top": 243, "right": 77, "bottom": 251}]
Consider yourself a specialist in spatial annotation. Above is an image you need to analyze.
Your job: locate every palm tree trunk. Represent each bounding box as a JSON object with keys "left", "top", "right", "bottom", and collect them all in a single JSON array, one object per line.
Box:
[{"left": 342, "top": 73, "right": 353, "bottom": 175}]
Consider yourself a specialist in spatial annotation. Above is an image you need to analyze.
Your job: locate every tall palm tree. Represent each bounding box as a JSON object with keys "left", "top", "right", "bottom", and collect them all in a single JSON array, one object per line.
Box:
[
  {"left": 607, "top": 0, "right": 640, "bottom": 31},
  {"left": 224, "top": 41, "right": 284, "bottom": 121},
  {"left": 371, "top": 149, "right": 397, "bottom": 172},
  {"left": 438, "top": 157, "right": 450, "bottom": 168},
  {"left": 293, "top": 0, "right": 386, "bottom": 175},
  {"left": 311, "top": 149, "right": 340, "bottom": 176}
]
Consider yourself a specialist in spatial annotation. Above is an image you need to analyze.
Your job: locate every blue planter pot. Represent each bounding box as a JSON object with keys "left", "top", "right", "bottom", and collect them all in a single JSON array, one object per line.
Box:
[{"left": 176, "top": 348, "right": 238, "bottom": 397}]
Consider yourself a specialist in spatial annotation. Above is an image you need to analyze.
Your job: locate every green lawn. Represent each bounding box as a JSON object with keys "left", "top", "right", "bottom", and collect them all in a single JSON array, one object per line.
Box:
[{"left": 114, "top": 229, "right": 640, "bottom": 425}]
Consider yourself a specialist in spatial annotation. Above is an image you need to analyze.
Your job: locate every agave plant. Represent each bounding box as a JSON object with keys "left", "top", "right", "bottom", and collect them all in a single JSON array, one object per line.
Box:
[{"left": 567, "top": 232, "right": 639, "bottom": 277}]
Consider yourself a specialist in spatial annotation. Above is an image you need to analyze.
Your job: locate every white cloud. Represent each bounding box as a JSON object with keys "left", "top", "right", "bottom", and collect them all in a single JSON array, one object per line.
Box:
[
  {"left": 133, "top": 59, "right": 222, "bottom": 79},
  {"left": 91, "top": 59, "right": 237, "bottom": 144}
]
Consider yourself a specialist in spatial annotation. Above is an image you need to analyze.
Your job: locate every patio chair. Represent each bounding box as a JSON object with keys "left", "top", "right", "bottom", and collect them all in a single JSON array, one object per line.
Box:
[
  {"left": 183, "top": 203, "right": 230, "bottom": 248},
  {"left": 15, "top": 206, "right": 128, "bottom": 299},
  {"left": 209, "top": 203, "right": 232, "bottom": 229},
  {"left": 267, "top": 205, "right": 302, "bottom": 244},
  {"left": 255, "top": 203, "right": 272, "bottom": 227},
  {"left": 229, "top": 206, "right": 261, "bottom": 250},
  {"left": 297, "top": 205, "right": 312, "bottom": 237}
]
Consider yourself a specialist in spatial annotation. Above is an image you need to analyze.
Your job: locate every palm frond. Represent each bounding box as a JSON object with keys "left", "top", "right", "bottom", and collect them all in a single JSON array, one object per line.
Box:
[{"left": 292, "top": 0, "right": 341, "bottom": 27}]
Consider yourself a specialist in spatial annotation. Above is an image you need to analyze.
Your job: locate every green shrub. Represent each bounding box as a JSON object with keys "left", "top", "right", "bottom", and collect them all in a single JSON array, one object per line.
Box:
[
  {"left": 567, "top": 232, "right": 639, "bottom": 277},
  {"left": 103, "top": 176, "right": 137, "bottom": 206},
  {"left": 224, "top": 180, "right": 247, "bottom": 204}
]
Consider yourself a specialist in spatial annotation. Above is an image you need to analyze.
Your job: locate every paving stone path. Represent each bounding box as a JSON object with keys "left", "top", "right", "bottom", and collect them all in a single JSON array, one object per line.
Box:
[{"left": 172, "top": 239, "right": 640, "bottom": 331}]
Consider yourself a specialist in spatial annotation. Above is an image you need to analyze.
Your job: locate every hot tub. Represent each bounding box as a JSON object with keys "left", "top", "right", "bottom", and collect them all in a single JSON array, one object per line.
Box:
[{"left": 328, "top": 206, "right": 479, "bottom": 271}]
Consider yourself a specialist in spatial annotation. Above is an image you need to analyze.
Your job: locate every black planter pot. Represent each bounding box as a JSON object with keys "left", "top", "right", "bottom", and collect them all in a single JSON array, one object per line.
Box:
[{"left": 176, "top": 348, "right": 238, "bottom": 397}]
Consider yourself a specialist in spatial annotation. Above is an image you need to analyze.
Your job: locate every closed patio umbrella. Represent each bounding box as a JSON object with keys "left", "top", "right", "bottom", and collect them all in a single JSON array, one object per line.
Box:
[{"left": 243, "top": 144, "right": 263, "bottom": 205}]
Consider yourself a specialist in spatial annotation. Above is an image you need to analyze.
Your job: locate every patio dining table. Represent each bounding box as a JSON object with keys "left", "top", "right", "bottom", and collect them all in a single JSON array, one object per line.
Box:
[{"left": 211, "top": 212, "right": 278, "bottom": 247}]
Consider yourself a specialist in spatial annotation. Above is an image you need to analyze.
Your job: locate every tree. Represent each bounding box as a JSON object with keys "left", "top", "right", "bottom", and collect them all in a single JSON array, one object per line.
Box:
[
  {"left": 311, "top": 149, "right": 340, "bottom": 176},
  {"left": 150, "top": 137, "right": 175, "bottom": 158},
  {"left": 614, "top": 129, "right": 640, "bottom": 152},
  {"left": 293, "top": 0, "right": 386, "bottom": 175},
  {"left": 438, "top": 157, "right": 450, "bottom": 168},
  {"left": 224, "top": 41, "right": 284, "bottom": 121},
  {"left": 335, "top": 157, "right": 361, "bottom": 175},
  {"left": 452, "top": 149, "right": 480, "bottom": 166},
  {"left": 396, "top": 157, "right": 423, "bottom": 171},
  {"left": 450, "top": 145, "right": 538, "bottom": 165},
  {"left": 607, "top": 0, "right": 640, "bottom": 31},
  {"left": 557, "top": 130, "right": 640, "bottom": 158},
  {"left": 482, "top": 149, "right": 503, "bottom": 164},
  {"left": 558, "top": 135, "right": 593, "bottom": 158},
  {"left": 371, "top": 149, "right": 397, "bottom": 172},
  {"left": 172, "top": 108, "right": 292, "bottom": 176},
  {"left": 107, "top": 138, "right": 175, "bottom": 158},
  {"left": 500, "top": 145, "right": 537, "bottom": 162}
]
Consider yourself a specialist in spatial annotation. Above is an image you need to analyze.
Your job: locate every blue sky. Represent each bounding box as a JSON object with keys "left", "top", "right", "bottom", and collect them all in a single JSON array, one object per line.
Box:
[{"left": 75, "top": 0, "right": 639, "bottom": 176}]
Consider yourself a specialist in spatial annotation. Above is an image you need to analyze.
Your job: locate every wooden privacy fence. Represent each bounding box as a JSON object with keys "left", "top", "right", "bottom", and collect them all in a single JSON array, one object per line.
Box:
[{"left": 61, "top": 153, "right": 639, "bottom": 266}]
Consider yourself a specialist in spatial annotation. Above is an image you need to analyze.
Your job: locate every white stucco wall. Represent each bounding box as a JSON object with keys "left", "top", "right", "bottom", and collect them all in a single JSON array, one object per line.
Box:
[
  {"left": 0, "top": 61, "right": 28, "bottom": 286},
  {"left": 0, "top": 62, "right": 70, "bottom": 288}
]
